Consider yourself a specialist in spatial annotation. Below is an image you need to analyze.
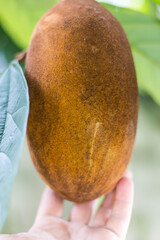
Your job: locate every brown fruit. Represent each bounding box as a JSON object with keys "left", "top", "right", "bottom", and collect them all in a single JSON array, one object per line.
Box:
[{"left": 25, "top": 0, "right": 138, "bottom": 202}]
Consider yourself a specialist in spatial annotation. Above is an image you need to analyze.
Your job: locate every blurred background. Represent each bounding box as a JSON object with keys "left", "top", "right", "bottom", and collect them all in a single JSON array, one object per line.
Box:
[{"left": 0, "top": 0, "right": 160, "bottom": 239}]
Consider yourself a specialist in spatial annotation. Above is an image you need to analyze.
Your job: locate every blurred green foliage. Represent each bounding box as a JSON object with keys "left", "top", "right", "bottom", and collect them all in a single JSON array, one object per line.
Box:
[
  {"left": 0, "top": 0, "right": 160, "bottom": 105},
  {"left": 0, "top": 0, "right": 59, "bottom": 49},
  {"left": 154, "top": 0, "right": 160, "bottom": 4},
  {"left": 0, "top": 28, "right": 19, "bottom": 72},
  {"left": 141, "top": 0, "right": 157, "bottom": 17}
]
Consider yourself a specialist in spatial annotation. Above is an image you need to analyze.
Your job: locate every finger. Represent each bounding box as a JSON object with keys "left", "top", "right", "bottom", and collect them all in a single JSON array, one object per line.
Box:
[
  {"left": 69, "top": 200, "right": 96, "bottom": 225},
  {"left": 92, "top": 190, "right": 115, "bottom": 227},
  {"left": 35, "top": 186, "right": 63, "bottom": 222},
  {"left": 105, "top": 176, "right": 134, "bottom": 240},
  {"left": 123, "top": 169, "right": 133, "bottom": 179},
  {"left": 92, "top": 169, "right": 132, "bottom": 227}
]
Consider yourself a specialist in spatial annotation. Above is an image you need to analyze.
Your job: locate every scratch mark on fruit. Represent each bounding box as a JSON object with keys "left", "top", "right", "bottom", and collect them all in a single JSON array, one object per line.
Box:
[{"left": 89, "top": 122, "right": 100, "bottom": 169}]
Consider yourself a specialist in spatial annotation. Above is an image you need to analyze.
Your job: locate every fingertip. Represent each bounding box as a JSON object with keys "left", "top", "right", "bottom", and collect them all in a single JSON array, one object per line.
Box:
[
  {"left": 123, "top": 169, "right": 133, "bottom": 179},
  {"left": 44, "top": 186, "right": 63, "bottom": 201},
  {"left": 119, "top": 176, "right": 134, "bottom": 189},
  {"left": 44, "top": 185, "right": 53, "bottom": 194},
  {"left": 116, "top": 176, "right": 134, "bottom": 202}
]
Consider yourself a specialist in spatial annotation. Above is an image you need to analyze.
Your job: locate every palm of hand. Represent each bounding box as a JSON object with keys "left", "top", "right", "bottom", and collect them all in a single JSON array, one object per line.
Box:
[{"left": 28, "top": 171, "right": 133, "bottom": 240}]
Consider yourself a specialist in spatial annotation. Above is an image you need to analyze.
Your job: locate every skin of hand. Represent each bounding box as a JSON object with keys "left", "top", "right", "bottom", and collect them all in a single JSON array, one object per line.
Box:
[{"left": 0, "top": 170, "right": 134, "bottom": 240}]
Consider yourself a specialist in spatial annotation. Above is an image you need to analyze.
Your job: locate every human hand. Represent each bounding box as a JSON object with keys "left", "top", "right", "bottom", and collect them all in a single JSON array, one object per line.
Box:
[{"left": 0, "top": 170, "right": 134, "bottom": 240}]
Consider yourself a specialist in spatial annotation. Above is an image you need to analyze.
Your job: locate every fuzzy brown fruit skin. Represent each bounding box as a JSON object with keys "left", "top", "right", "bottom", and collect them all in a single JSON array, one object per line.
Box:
[{"left": 25, "top": 0, "right": 138, "bottom": 203}]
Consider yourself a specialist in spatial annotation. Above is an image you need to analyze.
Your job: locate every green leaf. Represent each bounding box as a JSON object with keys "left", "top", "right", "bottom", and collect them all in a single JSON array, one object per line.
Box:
[
  {"left": 0, "top": 61, "right": 29, "bottom": 230},
  {"left": 0, "top": 0, "right": 59, "bottom": 49},
  {"left": 99, "top": 2, "right": 160, "bottom": 105},
  {"left": 0, "top": 28, "right": 20, "bottom": 72}
]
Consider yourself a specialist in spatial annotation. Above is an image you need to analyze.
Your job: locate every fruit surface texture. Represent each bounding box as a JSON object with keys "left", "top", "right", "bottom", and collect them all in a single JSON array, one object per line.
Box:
[{"left": 25, "top": 0, "right": 138, "bottom": 202}]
